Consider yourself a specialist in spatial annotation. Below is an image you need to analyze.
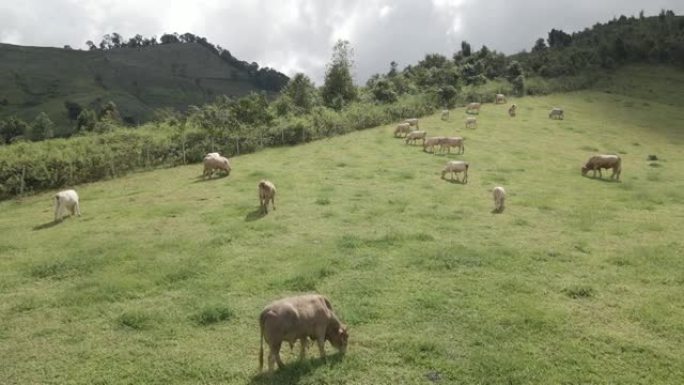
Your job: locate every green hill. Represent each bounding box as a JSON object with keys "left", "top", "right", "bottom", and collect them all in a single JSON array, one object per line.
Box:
[
  {"left": 0, "top": 42, "right": 287, "bottom": 136},
  {"left": 0, "top": 66, "right": 683, "bottom": 384}
]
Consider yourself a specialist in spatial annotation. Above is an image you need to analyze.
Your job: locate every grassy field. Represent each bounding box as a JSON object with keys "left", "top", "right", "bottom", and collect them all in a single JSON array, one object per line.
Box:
[{"left": 1, "top": 74, "right": 684, "bottom": 384}]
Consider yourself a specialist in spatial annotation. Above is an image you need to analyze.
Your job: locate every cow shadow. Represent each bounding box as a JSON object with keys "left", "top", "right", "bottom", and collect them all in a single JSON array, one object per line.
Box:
[
  {"left": 33, "top": 220, "right": 61, "bottom": 231},
  {"left": 245, "top": 208, "right": 267, "bottom": 222},
  {"left": 583, "top": 175, "right": 621, "bottom": 183},
  {"left": 249, "top": 354, "right": 344, "bottom": 385},
  {"left": 192, "top": 174, "right": 229, "bottom": 184},
  {"left": 442, "top": 177, "right": 467, "bottom": 185}
]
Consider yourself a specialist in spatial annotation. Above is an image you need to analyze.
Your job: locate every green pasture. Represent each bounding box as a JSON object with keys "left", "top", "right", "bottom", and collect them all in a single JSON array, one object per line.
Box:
[{"left": 1, "top": 83, "right": 683, "bottom": 384}]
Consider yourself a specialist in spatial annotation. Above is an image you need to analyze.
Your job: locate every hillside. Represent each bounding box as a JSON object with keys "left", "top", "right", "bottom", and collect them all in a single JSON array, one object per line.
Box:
[
  {"left": 0, "top": 42, "right": 287, "bottom": 136},
  {"left": 0, "top": 66, "right": 683, "bottom": 384}
]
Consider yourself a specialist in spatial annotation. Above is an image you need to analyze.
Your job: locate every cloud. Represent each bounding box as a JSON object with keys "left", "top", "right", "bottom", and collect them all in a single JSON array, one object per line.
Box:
[{"left": 1, "top": 0, "right": 683, "bottom": 84}]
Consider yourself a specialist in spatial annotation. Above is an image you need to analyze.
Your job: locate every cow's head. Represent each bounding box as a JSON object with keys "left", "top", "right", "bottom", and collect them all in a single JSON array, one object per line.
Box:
[
  {"left": 581, "top": 166, "right": 590, "bottom": 176},
  {"left": 327, "top": 324, "right": 349, "bottom": 353}
]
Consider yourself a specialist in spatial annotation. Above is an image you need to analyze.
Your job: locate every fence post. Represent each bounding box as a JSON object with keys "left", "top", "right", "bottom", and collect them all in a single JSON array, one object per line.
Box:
[{"left": 19, "top": 166, "right": 26, "bottom": 195}]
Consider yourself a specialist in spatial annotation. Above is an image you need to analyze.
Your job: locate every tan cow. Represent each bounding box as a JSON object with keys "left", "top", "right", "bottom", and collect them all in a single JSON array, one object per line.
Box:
[
  {"left": 258, "top": 180, "right": 277, "bottom": 213},
  {"left": 549, "top": 107, "right": 564, "bottom": 120},
  {"left": 441, "top": 110, "right": 450, "bottom": 121},
  {"left": 405, "top": 130, "right": 427, "bottom": 145},
  {"left": 466, "top": 102, "right": 481, "bottom": 115},
  {"left": 404, "top": 118, "right": 419, "bottom": 129},
  {"left": 203, "top": 153, "right": 231, "bottom": 178},
  {"left": 259, "top": 294, "right": 349, "bottom": 372},
  {"left": 423, "top": 136, "right": 445, "bottom": 154},
  {"left": 495, "top": 94, "right": 506, "bottom": 104},
  {"left": 465, "top": 116, "right": 477, "bottom": 129},
  {"left": 441, "top": 160, "right": 469, "bottom": 183},
  {"left": 581, "top": 155, "right": 622, "bottom": 180},
  {"left": 394, "top": 122, "right": 412, "bottom": 138},
  {"left": 438, "top": 137, "right": 465, "bottom": 155},
  {"left": 508, "top": 104, "right": 517, "bottom": 117}
]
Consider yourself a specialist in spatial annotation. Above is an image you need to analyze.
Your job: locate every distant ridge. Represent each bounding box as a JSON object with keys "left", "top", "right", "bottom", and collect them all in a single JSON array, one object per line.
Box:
[{"left": 0, "top": 41, "right": 289, "bottom": 136}]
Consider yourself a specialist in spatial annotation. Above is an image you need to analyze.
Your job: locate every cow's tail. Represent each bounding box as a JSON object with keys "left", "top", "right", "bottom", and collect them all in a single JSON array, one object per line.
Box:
[{"left": 258, "top": 311, "right": 266, "bottom": 371}]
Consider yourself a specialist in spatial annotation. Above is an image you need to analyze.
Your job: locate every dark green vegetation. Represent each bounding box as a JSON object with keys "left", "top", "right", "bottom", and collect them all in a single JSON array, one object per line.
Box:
[
  {"left": 0, "top": 37, "right": 287, "bottom": 136},
  {"left": 1, "top": 68, "right": 683, "bottom": 383}
]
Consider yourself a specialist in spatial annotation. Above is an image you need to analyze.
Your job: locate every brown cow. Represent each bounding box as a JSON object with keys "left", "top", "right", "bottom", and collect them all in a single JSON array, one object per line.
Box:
[
  {"left": 581, "top": 155, "right": 622, "bottom": 180},
  {"left": 258, "top": 180, "right": 276, "bottom": 213},
  {"left": 259, "top": 294, "right": 349, "bottom": 372}
]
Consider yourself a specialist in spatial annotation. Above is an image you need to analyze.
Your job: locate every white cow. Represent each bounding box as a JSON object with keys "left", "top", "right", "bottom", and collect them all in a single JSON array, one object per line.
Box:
[
  {"left": 492, "top": 186, "right": 506, "bottom": 213},
  {"left": 54, "top": 189, "right": 81, "bottom": 221}
]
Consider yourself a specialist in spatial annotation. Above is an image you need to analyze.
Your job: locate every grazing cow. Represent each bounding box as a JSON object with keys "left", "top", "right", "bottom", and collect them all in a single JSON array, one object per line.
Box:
[
  {"left": 404, "top": 118, "right": 419, "bottom": 129},
  {"left": 394, "top": 122, "right": 412, "bottom": 138},
  {"left": 259, "top": 294, "right": 349, "bottom": 372},
  {"left": 441, "top": 110, "right": 450, "bottom": 121},
  {"left": 423, "top": 136, "right": 446, "bottom": 154},
  {"left": 441, "top": 160, "right": 469, "bottom": 183},
  {"left": 405, "top": 130, "right": 427, "bottom": 145},
  {"left": 203, "top": 154, "right": 231, "bottom": 178},
  {"left": 581, "top": 155, "right": 622, "bottom": 180},
  {"left": 508, "top": 104, "right": 517, "bottom": 117},
  {"left": 466, "top": 102, "right": 481, "bottom": 114},
  {"left": 549, "top": 107, "right": 564, "bottom": 120},
  {"left": 495, "top": 94, "right": 506, "bottom": 104},
  {"left": 439, "top": 137, "right": 465, "bottom": 155},
  {"left": 258, "top": 180, "right": 277, "bottom": 213},
  {"left": 54, "top": 189, "right": 81, "bottom": 222},
  {"left": 465, "top": 116, "right": 477, "bottom": 129},
  {"left": 492, "top": 186, "right": 506, "bottom": 213}
]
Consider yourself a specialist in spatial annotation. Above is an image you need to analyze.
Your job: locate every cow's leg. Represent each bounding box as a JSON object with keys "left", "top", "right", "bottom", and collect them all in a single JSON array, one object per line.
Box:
[
  {"left": 54, "top": 204, "right": 61, "bottom": 222},
  {"left": 272, "top": 342, "right": 284, "bottom": 369},
  {"left": 315, "top": 335, "right": 327, "bottom": 360},
  {"left": 74, "top": 202, "right": 81, "bottom": 217},
  {"left": 271, "top": 195, "right": 276, "bottom": 211},
  {"left": 298, "top": 338, "right": 307, "bottom": 361}
]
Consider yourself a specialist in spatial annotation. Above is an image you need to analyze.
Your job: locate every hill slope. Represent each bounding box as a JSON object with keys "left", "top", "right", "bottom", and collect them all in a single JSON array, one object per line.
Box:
[
  {"left": 0, "top": 42, "right": 287, "bottom": 135},
  {"left": 0, "top": 69, "right": 683, "bottom": 384}
]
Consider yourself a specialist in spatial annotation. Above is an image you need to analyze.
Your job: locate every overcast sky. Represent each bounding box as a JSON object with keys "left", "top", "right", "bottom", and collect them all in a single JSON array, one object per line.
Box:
[{"left": 1, "top": 1, "right": 682, "bottom": 84}]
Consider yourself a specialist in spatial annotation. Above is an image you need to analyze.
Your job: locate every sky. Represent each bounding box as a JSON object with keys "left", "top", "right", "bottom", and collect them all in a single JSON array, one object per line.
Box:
[{"left": 1, "top": 0, "right": 682, "bottom": 84}]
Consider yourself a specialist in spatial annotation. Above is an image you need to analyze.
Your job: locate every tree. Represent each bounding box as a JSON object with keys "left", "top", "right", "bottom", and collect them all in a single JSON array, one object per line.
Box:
[
  {"left": 0, "top": 116, "right": 29, "bottom": 143},
  {"left": 461, "top": 41, "right": 472, "bottom": 57},
  {"left": 388, "top": 61, "right": 399, "bottom": 77},
  {"left": 76, "top": 109, "right": 97, "bottom": 132},
  {"left": 321, "top": 40, "right": 357, "bottom": 110},
  {"left": 160, "top": 33, "right": 180, "bottom": 44},
  {"left": 64, "top": 101, "right": 83, "bottom": 120},
  {"left": 506, "top": 61, "right": 523, "bottom": 82},
  {"left": 370, "top": 78, "right": 398, "bottom": 103},
  {"left": 283, "top": 73, "right": 318, "bottom": 113},
  {"left": 98, "top": 101, "right": 121, "bottom": 123},
  {"left": 86, "top": 40, "right": 97, "bottom": 50},
  {"left": 548, "top": 29, "right": 572, "bottom": 48},
  {"left": 30, "top": 112, "right": 55, "bottom": 141},
  {"left": 532, "top": 38, "right": 547, "bottom": 53}
]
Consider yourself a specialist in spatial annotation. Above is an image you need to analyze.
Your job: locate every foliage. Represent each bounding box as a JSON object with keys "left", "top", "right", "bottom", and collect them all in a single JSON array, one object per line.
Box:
[
  {"left": 30, "top": 112, "right": 55, "bottom": 141},
  {"left": 281, "top": 73, "right": 318, "bottom": 114},
  {"left": 322, "top": 40, "right": 357, "bottom": 110},
  {"left": 0, "top": 116, "right": 29, "bottom": 143}
]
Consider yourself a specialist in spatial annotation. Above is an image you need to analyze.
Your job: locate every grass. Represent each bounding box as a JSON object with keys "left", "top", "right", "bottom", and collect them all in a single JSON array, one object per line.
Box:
[{"left": 1, "top": 68, "right": 684, "bottom": 384}]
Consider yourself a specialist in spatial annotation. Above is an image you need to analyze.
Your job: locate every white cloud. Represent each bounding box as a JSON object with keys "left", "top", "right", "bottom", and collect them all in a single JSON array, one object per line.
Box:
[{"left": 1, "top": 0, "right": 683, "bottom": 84}]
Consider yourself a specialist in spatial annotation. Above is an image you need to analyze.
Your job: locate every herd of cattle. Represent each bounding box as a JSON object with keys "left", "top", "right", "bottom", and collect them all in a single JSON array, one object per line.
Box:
[{"left": 47, "top": 93, "right": 625, "bottom": 373}]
